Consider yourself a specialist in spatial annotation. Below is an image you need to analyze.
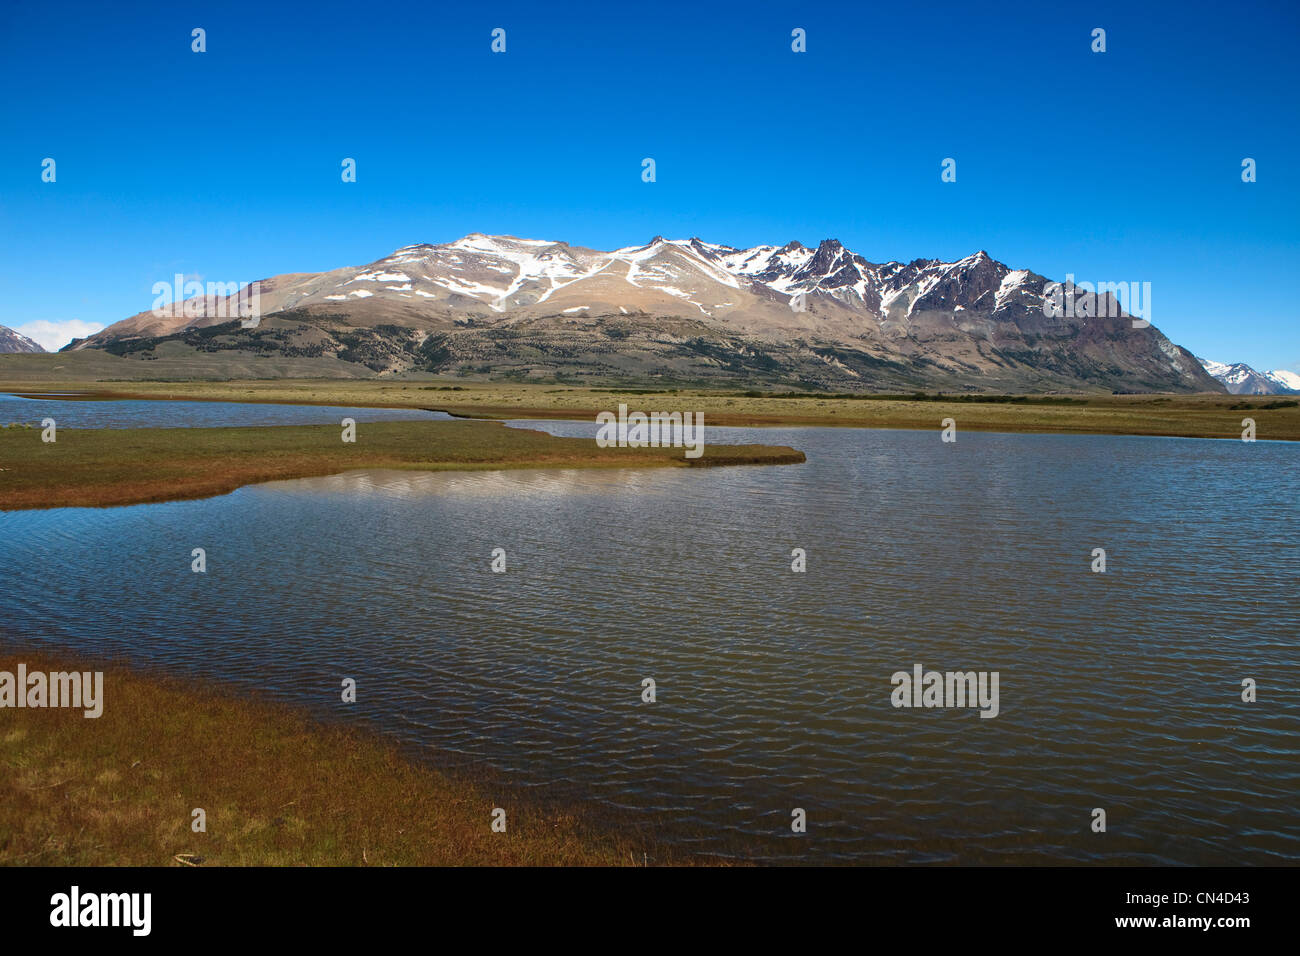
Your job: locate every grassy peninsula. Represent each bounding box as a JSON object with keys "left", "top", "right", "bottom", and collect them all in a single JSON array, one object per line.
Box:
[{"left": 0, "top": 418, "right": 805, "bottom": 511}]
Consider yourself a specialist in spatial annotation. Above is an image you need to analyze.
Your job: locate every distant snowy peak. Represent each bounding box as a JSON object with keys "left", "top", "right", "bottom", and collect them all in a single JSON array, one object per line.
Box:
[
  {"left": 710, "top": 240, "right": 1027, "bottom": 316},
  {"left": 358, "top": 233, "right": 752, "bottom": 315},
  {"left": 346, "top": 233, "right": 1053, "bottom": 317},
  {"left": 0, "top": 324, "right": 44, "bottom": 353},
  {"left": 1267, "top": 368, "right": 1300, "bottom": 391},
  {"left": 1198, "top": 357, "right": 1300, "bottom": 395},
  {"left": 719, "top": 241, "right": 815, "bottom": 292}
]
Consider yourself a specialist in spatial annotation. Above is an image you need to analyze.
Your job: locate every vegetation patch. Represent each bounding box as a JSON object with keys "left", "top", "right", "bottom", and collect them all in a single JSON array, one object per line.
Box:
[
  {"left": 0, "top": 651, "right": 689, "bottom": 866},
  {"left": 0, "top": 418, "right": 805, "bottom": 510}
]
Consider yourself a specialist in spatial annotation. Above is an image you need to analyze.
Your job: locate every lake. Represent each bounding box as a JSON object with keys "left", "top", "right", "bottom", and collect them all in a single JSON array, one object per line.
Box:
[
  {"left": 1, "top": 400, "right": 1296, "bottom": 863},
  {"left": 0, "top": 392, "right": 447, "bottom": 428}
]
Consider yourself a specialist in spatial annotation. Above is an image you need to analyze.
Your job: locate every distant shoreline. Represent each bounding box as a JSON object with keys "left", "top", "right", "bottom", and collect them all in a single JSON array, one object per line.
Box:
[{"left": 2, "top": 378, "right": 1297, "bottom": 441}]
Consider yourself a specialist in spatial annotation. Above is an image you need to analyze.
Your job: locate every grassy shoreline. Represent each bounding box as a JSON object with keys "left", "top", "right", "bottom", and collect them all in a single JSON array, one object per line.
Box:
[
  {"left": 0, "top": 650, "right": 683, "bottom": 866},
  {"left": 0, "top": 418, "right": 805, "bottom": 511},
  {"left": 4, "top": 378, "right": 1298, "bottom": 441}
]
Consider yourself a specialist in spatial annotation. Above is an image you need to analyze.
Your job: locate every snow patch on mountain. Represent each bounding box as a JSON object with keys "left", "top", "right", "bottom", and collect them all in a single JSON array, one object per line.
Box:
[
  {"left": 1267, "top": 369, "right": 1300, "bottom": 390},
  {"left": 1198, "top": 357, "right": 1300, "bottom": 394},
  {"left": 1158, "top": 337, "right": 1185, "bottom": 373}
]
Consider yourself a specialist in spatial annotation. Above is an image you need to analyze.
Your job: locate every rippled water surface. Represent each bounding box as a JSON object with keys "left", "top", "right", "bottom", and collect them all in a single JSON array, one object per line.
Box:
[
  {"left": 2, "top": 410, "right": 1297, "bottom": 863},
  {"left": 0, "top": 393, "right": 445, "bottom": 428}
]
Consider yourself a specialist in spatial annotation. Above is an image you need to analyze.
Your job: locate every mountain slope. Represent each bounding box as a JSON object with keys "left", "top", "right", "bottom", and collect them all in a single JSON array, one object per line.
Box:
[
  {"left": 68, "top": 235, "right": 1224, "bottom": 393},
  {"left": 0, "top": 325, "right": 44, "bottom": 354}
]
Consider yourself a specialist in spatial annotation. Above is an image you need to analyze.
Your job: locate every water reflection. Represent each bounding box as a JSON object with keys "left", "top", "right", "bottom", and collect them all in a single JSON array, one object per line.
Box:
[{"left": 1, "top": 424, "right": 1296, "bottom": 864}]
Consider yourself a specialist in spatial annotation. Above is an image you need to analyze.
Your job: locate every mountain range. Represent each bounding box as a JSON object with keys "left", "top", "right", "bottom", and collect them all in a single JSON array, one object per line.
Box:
[
  {"left": 36, "top": 234, "right": 1241, "bottom": 391},
  {"left": 1197, "top": 358, "right": 1300, "bottom": 395}
]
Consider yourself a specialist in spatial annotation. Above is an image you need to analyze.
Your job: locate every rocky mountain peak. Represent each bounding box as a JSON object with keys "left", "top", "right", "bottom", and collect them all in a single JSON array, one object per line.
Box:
[{"left": 0, "top": 324, "right": 44, "bottom": 354}]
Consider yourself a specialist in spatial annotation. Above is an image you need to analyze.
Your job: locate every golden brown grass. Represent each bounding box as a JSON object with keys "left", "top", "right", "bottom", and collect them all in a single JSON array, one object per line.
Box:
[
  {"left": 0, "top": 652, "right": 686, "bottom": 866},
  {"left": 0, "top": 418, "right": 805, "bottom": 511},
  {"left": 4, "top": 378, "right": 1297, "bottom": 440}
]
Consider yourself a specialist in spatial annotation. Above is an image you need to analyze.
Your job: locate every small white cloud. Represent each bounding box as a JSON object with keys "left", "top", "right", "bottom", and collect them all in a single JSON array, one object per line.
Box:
[{"left": 13, "top": 319, "right": 105, "bottom": 351}]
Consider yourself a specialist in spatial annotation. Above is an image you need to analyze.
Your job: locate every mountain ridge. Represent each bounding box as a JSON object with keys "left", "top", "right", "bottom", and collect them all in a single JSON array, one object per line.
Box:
[
  {"left": 65, "top": 234, "right": 1225, "bottom": 393},
  {"left": 1198, "top": 357, "right": 1300, "bottom": 395},
  {"left": 0, "top": 325, "right": 44, "bottom": 354}
]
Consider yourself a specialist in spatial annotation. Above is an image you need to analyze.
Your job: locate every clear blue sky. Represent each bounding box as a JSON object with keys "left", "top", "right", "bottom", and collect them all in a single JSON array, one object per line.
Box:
[{"left": 1, "top": 0, "right": 1297, "bottom": 370}]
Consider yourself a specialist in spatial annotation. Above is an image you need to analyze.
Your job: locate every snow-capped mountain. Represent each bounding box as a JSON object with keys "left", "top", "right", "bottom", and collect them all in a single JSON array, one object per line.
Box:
[
  {"left": 1271, "top": 369, "right": 1300, "bottom": 390},
  {"left": 1198, "top": 358, "right": 1300, "bottom": 395},
  {"left": 0, "top": 325, "right": 44, "bottom": 353},
  {"left": 68, "top": 234, "right": 1224, "bottom": 393}
]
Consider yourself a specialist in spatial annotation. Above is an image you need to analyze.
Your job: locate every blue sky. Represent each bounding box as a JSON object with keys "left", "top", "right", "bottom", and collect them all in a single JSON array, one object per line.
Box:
[{"left": 1, "top": 0, "right": 1297, "bottom": 371}]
